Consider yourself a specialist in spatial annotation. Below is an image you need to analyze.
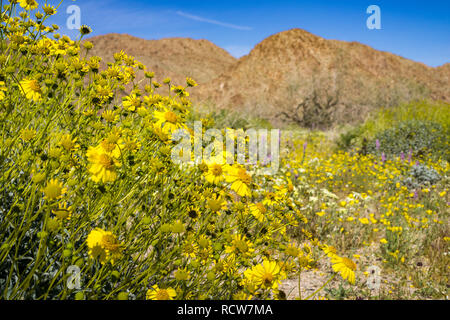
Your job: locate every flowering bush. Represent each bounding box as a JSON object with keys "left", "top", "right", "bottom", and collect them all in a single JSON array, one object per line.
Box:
[
  {"left": 367, "top": 120, "right": 448, "bottom": 161},
  {"left": 0, "top": 0, "right": 355, "bottom": 300}
]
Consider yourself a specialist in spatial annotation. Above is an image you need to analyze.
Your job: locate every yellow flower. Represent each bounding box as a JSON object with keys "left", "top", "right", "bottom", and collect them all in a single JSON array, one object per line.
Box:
[
  {"left": 59, "top": 134, "right": 79, "bottom": 152},
  {"left": 204, "top": 163, "right": 226, "bottom": 184},
  {"left": 186, "top": 206, "right": 201, "bottom": 220},
  {"left": 285, "top": 242, "right": 300, "bottom": 257},
  {"left": 249, "top": 203, "right": 266, "bottom": 222},
  {"left": 52, "top": 202, "right": 72, "bottom": 220},
  {"left": 262, "top": 191, "right": 280, "bottom": 206},
  {"left": 316, "top": 211, "right": 326, "bottom": 217},
  {"left": 20, "top": 128, "right": 36, "bottom": 142},
  {"left": 153, "top": 107, "right": 184, "bottom": 134},
  {"left": 244, "top": 260, "right": 284, "bottom": 290},
  {"left": 225, "top": 234, "right": 255, "bottom": 258},
  {"left": 79, "top": 25, "right": 92, "bottom": 36},
  {"left": 19, "top": 0, "right": 38, "bottom": 11},
  {"left": 359, "top": 217, "right": 369, "bottom": 225},
  {"left": 20, "top": 78, "right": 42, "bottom": 102},
  {"left": 146, "top": 285, "right": 176, "bottom": 300},
  {"left": 380, "top": 238, "right": 388, "bottom": 244},
  {"left": 122, "top": 94, "right": 141, "bottom": 112},
  {"left": 42, "top": 4, "right": 57, "bottom": 15},
  {"left": 86, "top": 228, "right": 122, "bottom": 264},
  {"left": 171, "top": 85, "right": 189, "bottom": 97},
  {"left": 225, "top": 165, "right": 252, "bottom": 198},
  {"left": 174, "top": 268, "right": 190, "bottom": 281},
  {"left": 94, "top": 85, "right": 113, "bottom": 103},
  {"left": 321, "top": 244, "right": 337, "bottom": 258},
  {"left": 121, "top": 136, "right": 140, "bottom": 153},
  {"left": 102, "top": 110, "right": 119, "bottom": 123},
  {"left": 331, "top": 256, "right": 357, "bottom": 285},
  {"left": 186, "top": 77, "right": 198, "bottom": 87},
  {"left": 86, "top": 143, "right": 121, "bottom": 183},
  {"left": 207, "top": 194, "right": 227, "bottom": 213},
  {"left": 43, "top": 179, "right": 66, "bottom": 200}
]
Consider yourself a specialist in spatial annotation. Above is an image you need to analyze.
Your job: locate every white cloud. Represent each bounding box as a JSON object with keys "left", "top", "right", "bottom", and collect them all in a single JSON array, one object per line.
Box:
[{"left": 176, "top": 11, "right": 252, "bottom": 31}]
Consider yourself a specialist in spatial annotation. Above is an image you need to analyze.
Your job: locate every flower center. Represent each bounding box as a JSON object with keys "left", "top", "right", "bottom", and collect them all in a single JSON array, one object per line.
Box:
[
  {"left": 184, "top": 243, "right": 195, "bottom": 254},
  {"left": 156, "top": 289, "right": 170, "bottom": 300},
  {"left": 262, "top": 273, "right": 274, "bottom": 286},
  {"left": 256, "top": 203, "right": 266, "bottom": 214},
  {"left": 101, "top": 234, "right": 119, "bottom": 251},
  {"left": 235, "top": 240, "right": 248, "bottom": 253},
  {"left": 28, "top": 80, "right": 41, "bottom": 93},
  {"left": 99, "top": 154, "right": 114, "bottom": 169},
  {"left": 44, "top": 183, "right": 62, "bottom": 199},
  {"left": 188, "top": 210, "right": 199, "bottom": 219},
  {"left": 210, "top": 164, "right": 223, "bottom": 176},
  {"left": 342, "top": 257, "right": 356, "bottom": 270},
  {"left": 237, "top": 169, "right": 251, "bottom": 184},
  {"left": 164, "top": 111, "right": 177, "bottom": 123}
]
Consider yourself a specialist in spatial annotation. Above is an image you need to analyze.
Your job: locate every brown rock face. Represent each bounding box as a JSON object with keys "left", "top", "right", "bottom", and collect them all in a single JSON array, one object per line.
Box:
[{"left": 86, "top": 33, "right": 236, "bottom": 85}]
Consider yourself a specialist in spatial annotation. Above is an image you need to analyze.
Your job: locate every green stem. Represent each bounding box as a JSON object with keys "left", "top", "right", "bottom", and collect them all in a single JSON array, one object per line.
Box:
[
  {"left": 298, "top": 268, "right": 302, "bottom": 300},
  {"left": 305, "top": 273, "right": 336, "bottom": 300}
]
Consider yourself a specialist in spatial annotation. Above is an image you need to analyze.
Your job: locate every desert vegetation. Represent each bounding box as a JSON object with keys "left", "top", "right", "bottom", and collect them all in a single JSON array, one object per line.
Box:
[{"left": 0, "top": 0, "right": 448, "bottom": 300}]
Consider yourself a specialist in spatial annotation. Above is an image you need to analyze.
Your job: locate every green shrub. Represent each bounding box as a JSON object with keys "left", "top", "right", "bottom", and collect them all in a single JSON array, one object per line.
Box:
[
  {"left": 336, "top": 100, "right": 450, "bottom": 161},
  {"left": 401, "top": 163, "right": 441, "bottom": 189},
  {"left": 367, "top": 120, "right": 449, "bottom": 160}
]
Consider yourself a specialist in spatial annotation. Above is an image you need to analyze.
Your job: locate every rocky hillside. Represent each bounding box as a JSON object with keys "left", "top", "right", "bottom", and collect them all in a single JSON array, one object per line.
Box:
[
  {"left": 86, "top": 33, "right": 236, "bottom": 85},
  {"left": 86, "top": 30, "right": 450, "bottom": 127},
  {"left": 193, "top": 29, "right": 449, "bottom": 126}
]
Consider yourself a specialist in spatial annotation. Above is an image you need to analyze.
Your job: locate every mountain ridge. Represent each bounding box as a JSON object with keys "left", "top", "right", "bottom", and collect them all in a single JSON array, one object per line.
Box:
[{"left": 86, "top": 29, "right": 449, "bottom": 126}]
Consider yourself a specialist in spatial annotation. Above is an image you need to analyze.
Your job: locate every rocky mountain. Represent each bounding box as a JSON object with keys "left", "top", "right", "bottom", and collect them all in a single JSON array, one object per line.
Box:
[
  {"left": 86, "top": 33, "right": 236, "bottom": 86},
  {"left": 86, "top": 30, "right": 449, "bottom": 127}
]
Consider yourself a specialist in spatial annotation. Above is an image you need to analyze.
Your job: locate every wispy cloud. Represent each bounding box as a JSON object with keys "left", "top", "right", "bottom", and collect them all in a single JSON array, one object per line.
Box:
[{"left": 176, "top": 11, "right": 252, "bottom": 31}]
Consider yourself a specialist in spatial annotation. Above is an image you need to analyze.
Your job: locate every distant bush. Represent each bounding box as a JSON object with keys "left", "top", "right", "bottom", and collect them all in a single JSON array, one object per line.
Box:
[
  {"left": 336, "top": 100, "right": 450, "bottom": 161},
  {"left": 402, "top": 163, "right": 441, "bottom": 190},
  {"left": 190, "top": 107, "right": 273, "bottom": 130},
  {"left": 361, "top": 100, "right": 450, "bottom": 138},
  {"left": 367, "top": 120, "right": 449, "bottom": 160}
]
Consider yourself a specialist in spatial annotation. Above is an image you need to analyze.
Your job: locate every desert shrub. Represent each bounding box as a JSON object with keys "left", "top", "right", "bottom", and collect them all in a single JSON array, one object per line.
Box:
[
  {"left": 367, "top": 120, "right": 449, "bottom": 160},
  {"left": 362, "top": 100, "right": 450, "bottom": 137},
  {"left": 190, "top": 107, "right": 272, "bottom": 130},
  {"left": 401, "top": 163, "right": 441, "bottom": 190},
  {"left": 336, "top": 101, "right": 450, "bottom": 160},
  {"left": 277, "top": 85, "right": 340, "bottom": 130}
]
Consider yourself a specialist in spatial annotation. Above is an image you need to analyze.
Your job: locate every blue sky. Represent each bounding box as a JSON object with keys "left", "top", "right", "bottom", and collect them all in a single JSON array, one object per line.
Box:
[{"left": 45, "top": 0, "right": 450, "bottom": 67}]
